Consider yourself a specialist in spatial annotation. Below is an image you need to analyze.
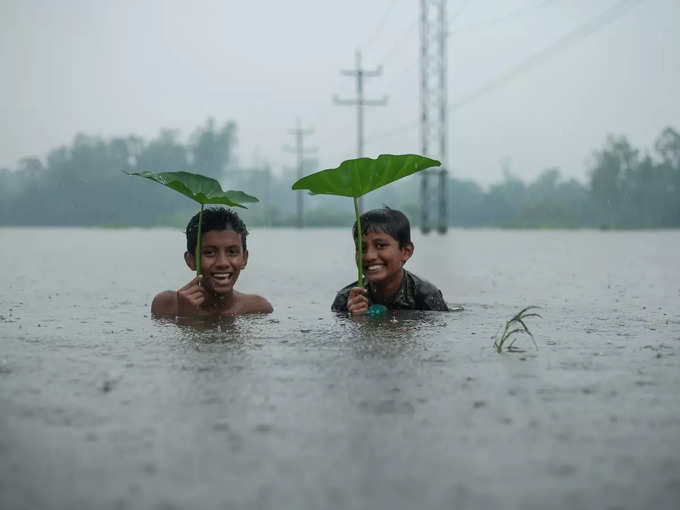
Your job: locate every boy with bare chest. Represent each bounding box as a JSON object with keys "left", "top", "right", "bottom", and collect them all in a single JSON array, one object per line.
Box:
[{"left": 152, "top": 207, "right": 272, "bottom": 317}]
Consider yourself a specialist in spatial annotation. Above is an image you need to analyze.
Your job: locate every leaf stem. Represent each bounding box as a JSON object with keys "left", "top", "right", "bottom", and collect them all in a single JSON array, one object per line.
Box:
[
  {"left": 354, "top": 197, "right": 363, "bottom": 288},
  {"left": 195, "top": 204, "right": 204, "bottom": 276}
]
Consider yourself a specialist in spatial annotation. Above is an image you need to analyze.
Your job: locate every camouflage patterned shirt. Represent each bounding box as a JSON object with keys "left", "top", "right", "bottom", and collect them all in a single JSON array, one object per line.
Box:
[{"left": 331, "top": 269, "right": 449, "bottom": 312}]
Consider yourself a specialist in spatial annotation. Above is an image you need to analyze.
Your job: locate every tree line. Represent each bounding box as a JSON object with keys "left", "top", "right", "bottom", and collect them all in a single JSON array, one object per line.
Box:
[{"left": 1, "top": 119, "right": 678, "bottom": 229}]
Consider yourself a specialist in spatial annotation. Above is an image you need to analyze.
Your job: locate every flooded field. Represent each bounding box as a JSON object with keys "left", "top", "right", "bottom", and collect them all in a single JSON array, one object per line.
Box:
[{"left": 1, "top": 227, "right": 679, "bottom": 510}]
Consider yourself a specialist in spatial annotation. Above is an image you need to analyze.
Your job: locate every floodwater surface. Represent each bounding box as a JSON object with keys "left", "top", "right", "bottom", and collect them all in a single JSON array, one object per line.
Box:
[{"left": 1, "top": 227, "right": 679, "bottom": 510}]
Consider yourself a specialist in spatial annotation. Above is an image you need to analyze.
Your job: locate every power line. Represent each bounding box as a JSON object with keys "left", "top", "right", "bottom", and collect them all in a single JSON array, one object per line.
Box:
[
  {"left": 365, "top": 119, "right": 419, "bottom": 145},
  {"left": 380, "top": 0, "right": 558, "bottom": 95},
  {"left": 363, "top": 0, "right": 643, "bottom": 145},
  {"left": 449, "top": 0, "right": 558, "bottom": 35},
  {"left": 315, "top": 1, "right": 402, "bottom": 152},
  {"left": 375, "top": 18, "right": 419, "bottom": 66},
  {"left": 359, "top": 0, "right": 401, "bottom": 52},
  {"left": 451, "top": 0, "right": 643, "bottom": 111},
  {"left": 367, "top": 0, "right": 469, "bottom": 69},
  {"left": 313, "top": 3, "right": 401, "bottom": 156},
  {"left": 373, "top": 0, "right": 471, "bottom": 71},
  {"left": 449, "top": 0, "right": 473, "bottom": 24}
]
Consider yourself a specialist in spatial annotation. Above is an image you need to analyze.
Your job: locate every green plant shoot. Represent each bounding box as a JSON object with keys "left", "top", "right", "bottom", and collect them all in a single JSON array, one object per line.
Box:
[
  {"left": 127, "top": 171, "right": 258, "bottom": 275},
  {"left": 292, "top": 154, "right": 440, "bottom": 287},
  {"left": 493, "top": 306, "right": 542, "bottom": 353}
]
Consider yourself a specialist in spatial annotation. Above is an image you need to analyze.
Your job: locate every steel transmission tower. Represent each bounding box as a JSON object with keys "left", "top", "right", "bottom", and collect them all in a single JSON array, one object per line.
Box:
[
  {"left": 420, "top": 0, "right": 448, "bottom": 234},
  {"left": 334, "top": 50, "right": 387, "bottom": 213}
]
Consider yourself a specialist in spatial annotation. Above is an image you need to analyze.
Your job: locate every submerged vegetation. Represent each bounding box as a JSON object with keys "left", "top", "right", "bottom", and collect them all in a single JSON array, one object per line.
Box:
[{"left": 493, "top": 306, "right": 542, "bottom": 353}]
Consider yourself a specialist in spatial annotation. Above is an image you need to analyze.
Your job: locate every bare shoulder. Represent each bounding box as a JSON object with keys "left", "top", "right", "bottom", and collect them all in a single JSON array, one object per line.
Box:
[
  {"left": 236, "top": 292, "right": 273, "bottom": 314},
  {"left": 151, "top": 290, "right": 178, "bottom": 316}
]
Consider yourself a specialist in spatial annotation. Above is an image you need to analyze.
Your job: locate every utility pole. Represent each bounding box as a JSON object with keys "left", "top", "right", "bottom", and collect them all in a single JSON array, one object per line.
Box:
[
  {"left": 285, "top": 119, "right": 316, "bottom": 228},
  {"left": 420, "top": 0, "right": 448, "bottom": 234},
  {"left": 334, "top": 50, "right": 387, "bottom": 213}
]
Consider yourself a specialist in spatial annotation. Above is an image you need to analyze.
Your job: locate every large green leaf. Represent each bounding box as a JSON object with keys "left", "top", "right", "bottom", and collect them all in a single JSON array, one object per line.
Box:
[
  {"left": 291, "top": 154, "right": 441, "bottom": 198},
  {"left": 127, "top": 170, "right": 259, "bottom": 208}
]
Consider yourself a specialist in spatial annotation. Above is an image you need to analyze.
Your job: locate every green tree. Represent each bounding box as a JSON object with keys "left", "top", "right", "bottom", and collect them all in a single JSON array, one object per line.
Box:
[
  {"left": 190, "top": 118, "right": 236, "bottom": 181},
  {"left": 589, "top": 135, "right": 639, "bottom": 228},
  {"left": 652, "top": 127, "right": 680, "bottom": 226},
  {"left": 484, "top": 171, "right": 527, "bottom": 226}
]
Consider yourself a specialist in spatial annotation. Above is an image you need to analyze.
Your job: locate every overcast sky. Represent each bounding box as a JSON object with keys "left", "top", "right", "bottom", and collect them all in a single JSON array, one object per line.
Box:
[{"left": 1, "top": 0, "right": 678, "bottom": 185}]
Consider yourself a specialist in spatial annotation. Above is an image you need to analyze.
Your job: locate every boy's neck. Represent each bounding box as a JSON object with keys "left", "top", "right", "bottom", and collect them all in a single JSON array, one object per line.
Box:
[
  {"left": 368, "top": 269, "right": 405, "bottom": 305},
  {"left": 203, "top": 289, "right": 237, "bottom": 312}
]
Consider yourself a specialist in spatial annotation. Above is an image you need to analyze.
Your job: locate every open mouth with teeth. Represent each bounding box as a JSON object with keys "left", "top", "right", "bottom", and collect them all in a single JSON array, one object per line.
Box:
[
  {"left": 210, "top": 272, "right": 234, "bottom": 284},
  {"left": 364, "top": 264, "right": 386, "bottom": 274}
]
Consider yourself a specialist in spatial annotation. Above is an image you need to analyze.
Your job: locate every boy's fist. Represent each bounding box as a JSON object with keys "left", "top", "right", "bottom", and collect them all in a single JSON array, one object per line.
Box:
[
  {"left": 177, "top": 275, "right": 207, "bottom": 316},
  {"left": 347, "top": 286, "right": 369, "bottom": 315}
]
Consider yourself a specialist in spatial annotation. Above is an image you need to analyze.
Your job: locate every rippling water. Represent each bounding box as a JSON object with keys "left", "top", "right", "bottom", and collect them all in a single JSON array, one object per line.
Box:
[{"left": 1, "top": 227, "right": 679, "bottom": 509}]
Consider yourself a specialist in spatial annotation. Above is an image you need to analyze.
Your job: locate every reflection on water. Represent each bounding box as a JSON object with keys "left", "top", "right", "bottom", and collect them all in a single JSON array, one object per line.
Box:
[
  {"left": 159, "top": 309, "right": 455, "bottom": 359},
  {"left": 154, "top": 314, "right": 286, "bottom": 356},
  {"left": 310, "top": 310, "right": 454, "bottom": 358},
  {"left": 171, "top": 315, "right": 249, "bottom": 342}
]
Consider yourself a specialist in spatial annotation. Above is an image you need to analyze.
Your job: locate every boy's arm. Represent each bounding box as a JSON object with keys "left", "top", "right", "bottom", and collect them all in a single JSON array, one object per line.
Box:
[
  {"left": 331, "top": 284, "right": 359, "bottom": 313},
  {"left": 331, "top": 286, "right": 369, "bottom": 315},
  {"left": 424, "top": 289, "right": 449, "bottom": 311},
  {"left": 151, "top": 275, "right": 207, "bottom": 316},
  {"left": 331, "top": 290, "right": 349, "bottom": 312}
]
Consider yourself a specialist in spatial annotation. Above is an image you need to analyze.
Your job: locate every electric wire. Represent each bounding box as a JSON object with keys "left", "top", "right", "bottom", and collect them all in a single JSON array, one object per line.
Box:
[
  {"left": 451, "top": 0, "right": 643, "bottom": 110},
  {"left": 449, "top": 0, "right": 557, "bottom": 35},
  {"left": 359, "top": 0, "right": 401, "bottom": 52},
  {"left": 363, "top": 0, "right": 643, "bottom": 146},
  {"left": 449, "top": 0, "right": 473, "bottom": 24},
  {"left": 382, "top": 0, "right": 555, "bottom": 101}
]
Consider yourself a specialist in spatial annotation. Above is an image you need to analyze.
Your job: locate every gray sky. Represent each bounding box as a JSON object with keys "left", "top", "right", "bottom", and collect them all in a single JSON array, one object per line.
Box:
[{"left": 1, "top": 0, "right": 678, "bottom": 185}]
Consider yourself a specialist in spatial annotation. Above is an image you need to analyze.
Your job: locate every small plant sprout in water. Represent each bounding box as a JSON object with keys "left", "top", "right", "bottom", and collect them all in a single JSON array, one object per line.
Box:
[
  {"left": 493, "top": 306, "right": 543, "bottom": 353},
  {"left": 291, "top": 153, "right": 440, "bottom": 289},
  {"left": 126, "top": 170, "right": 258, "bottom": 275}
]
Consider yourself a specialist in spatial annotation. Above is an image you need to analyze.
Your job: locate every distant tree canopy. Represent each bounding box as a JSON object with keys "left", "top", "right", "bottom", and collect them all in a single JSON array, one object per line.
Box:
[
  {"left": 588, "top": 128, "right": 680, "bottom": 228},
  {"left": 190, "top": 118, "right": 236, "bottom": 180},
  {"left": 0, "top": 118, "right": 237, "bottom": 226},
  {"left": 0, "top": 122, "right": 678, "bottom": 228}
]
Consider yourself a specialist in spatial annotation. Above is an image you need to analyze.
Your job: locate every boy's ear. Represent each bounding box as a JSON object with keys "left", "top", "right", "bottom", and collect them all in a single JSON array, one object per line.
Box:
[
  {"left": 241, "top": 250, "right": 249, "bottom": 269},
  {"left": 400, "top": 242, "right": 414, "bottom": 265},
  {"left": 184, "top": 251, "right": 196, "bottom": 270}
]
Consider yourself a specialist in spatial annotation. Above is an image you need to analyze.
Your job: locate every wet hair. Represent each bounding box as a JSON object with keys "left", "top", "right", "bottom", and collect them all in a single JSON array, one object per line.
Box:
[
  {"left": 186, "top": 207, "right": 248, "bottom": 253},
  {"left": 352, "top": 207, "right": 411, "bottom": 248}
]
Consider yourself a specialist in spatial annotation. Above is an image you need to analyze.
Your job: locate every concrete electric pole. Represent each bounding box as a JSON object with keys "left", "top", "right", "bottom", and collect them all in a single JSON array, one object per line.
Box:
[
  {"left": 285, "top": 120, "right": 316, "bottom": 228},
  {"left": 334, "top": 50, "right": 387, "bottom": 213}
]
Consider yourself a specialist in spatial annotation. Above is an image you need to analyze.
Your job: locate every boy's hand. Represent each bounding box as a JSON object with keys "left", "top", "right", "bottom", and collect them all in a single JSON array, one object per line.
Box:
[
  {"left": 176, "top": 275, "right": 207, "bottom": 316},
  {"left": 347, "top": 287, "right": 369, "bottom": 315}
]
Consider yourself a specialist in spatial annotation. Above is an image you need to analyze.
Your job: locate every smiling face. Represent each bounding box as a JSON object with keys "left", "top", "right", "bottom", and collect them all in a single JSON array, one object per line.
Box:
[
  {"left": 184, "top": 229, "right": 248, "bottom": 295},
  {"left": 357, "top": 231, "right": 413, "bottom": 288}
]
